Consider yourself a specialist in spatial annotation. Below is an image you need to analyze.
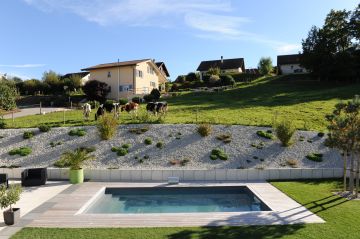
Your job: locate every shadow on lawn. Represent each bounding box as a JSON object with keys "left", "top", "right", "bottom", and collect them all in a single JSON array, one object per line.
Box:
[{"left": 168, "top": 225, "right": 304, "bottom": 239}]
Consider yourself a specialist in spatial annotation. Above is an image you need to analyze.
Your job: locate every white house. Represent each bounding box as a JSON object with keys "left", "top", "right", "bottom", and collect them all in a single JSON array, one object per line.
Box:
[{"left": 277, "top": 54, "right": 308, "bottom": 75}]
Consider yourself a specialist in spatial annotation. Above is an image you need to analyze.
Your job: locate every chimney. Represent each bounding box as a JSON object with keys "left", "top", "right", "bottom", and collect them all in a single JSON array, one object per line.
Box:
[{"left": 221, "top": 56, "right": 223, "bottom": 63}]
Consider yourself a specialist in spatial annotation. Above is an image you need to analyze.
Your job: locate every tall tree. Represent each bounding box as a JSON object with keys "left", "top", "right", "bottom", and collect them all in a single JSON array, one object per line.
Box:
[
  {"left": 82, "top": 80, "right": 110, "bottom": 103},
  {"left": 258, "top": 57, "right": 273, "bottom": 75},
  {"left": 350, "top": 4, "right": 360, "bottom": 43}
]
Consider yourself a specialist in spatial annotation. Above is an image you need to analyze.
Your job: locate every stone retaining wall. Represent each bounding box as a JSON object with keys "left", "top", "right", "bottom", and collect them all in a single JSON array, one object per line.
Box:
[{"left": 3, "top": 168, "right": 343, "bottom": 182}]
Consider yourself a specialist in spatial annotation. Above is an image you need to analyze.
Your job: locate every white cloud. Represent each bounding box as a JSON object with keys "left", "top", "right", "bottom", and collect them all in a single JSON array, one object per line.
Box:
[
  {"left": 23, "top": 0, "right": 301, "bottom": 54},
  {"left": 0, "top": 64, "right": 46, "bottom": 68}
]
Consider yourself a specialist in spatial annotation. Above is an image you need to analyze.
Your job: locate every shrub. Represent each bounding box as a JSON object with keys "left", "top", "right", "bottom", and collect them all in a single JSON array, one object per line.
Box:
[
  {"left": 286, "top": 159, "right": 299, "bottom": 168},
  {"left": 0, "top": 82, "right": 18, "bottom": 111},
  {"left": 132, "top": 96, "right": 141, "bottom": 104},
  {"left": 150, "top": 88, "right": 161, "bottom": 100},
  {"left": 210, "top": 148, "right": 228, "bottom": 161},
  {"left": 68, "top": 128, "right": 86, "bottom": 137},
  {"left": 122, "top": 144, "right": 131, "bottom": 149},
  {"left": 0, "top": 117, "right": 6, "bottom": 129},
  {"left": 79, "top": 146, "right": 96, "bottom": 153},
  {"left": 256, "top": 130, "right": 274, "bottom": 139},
  {"left": 97, "top": 112, "right": 118, "bottom": 140},
  {"left": 117, "top": 148, "right": 128, "bottom": 156},
  {"left": 216, "top": 134, "right": 231, "bottom": 143},
  {"left": 104, "top": 100, "right": 116, "bottom": 112},
  {"left": 156, "top": 141, "right": 164, "bottom": 149},
  {"left": 58, "top": 148, "right": 94, "bottom": 170},
  {"left": 143, "top": 155, "right": 149, "bottom": 159},
  {"left": 197, "top": 124, "right": 212, "bottom": 137},
  {"left": 23, "top": 131, "right": 34, "bottom": 139},
  {"left": 9, "top": 147, "right": 32, "bottom": 156},
  {"left": 220, "top": 75, "right": 235, "bottom": 86},
  {"left": 50, "top": 141, "right": 62, "bottom": 147},
  {"left": 306, "top": 153, "right": 323, "bottom": 162},
  {"left": 180, "top": 158, "right": 190, "bottom": 166},
  {"left": 274, "top": 120, "right": 296, "bottom": 146},
  {"left": 144, "top": 138, "right": 153, "bottom": 145},
  {"left": 119, "top": 98, "right": 128, "bottom": 105},
  {"left": 129, "top": 126, "right": 149, "bottom": 134},
  {"left": 209, "top": 75, "right": 221, "bottom": 85},
  {"left": 38, "top": 125, "right": 51, "bottom": 132},
  {"left": 143, "top": 94, "right": 155, "bottom": 102},
  {"left": 317, "top": 132, "right": 325, "bottom": 137}
]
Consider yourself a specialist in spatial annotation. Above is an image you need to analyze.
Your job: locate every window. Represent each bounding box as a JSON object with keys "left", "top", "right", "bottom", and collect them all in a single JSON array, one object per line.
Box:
[
  {"left": 137, "top": 70, "right": 143, "bottom": 78},
  {"left": 107, "top": 71, "right": 111, "bottom": 78},
  {"left": 150, "top": 81, "right": 156, "bottom": 87},
  {"left": 119, "top": 85, "right": 133, "bottom": 92}
]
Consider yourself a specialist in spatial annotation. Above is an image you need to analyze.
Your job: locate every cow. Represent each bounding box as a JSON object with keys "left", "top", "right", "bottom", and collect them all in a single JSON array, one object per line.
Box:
[
  {"left": 95, "top": 104, "right": 105, "bottom": 120},
  {"left": 146, "top": 102, "right": 168, "bottom": 115},
  {"left": 82, "top": 103, "right": 92, "bottom": 121},
  {"left": 121, "top": 102, "right": 139, "bottom": 114}
]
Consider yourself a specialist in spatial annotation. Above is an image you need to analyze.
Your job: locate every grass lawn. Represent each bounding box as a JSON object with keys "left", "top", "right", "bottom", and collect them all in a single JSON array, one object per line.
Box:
[
  {"left": 11, "top": 180, "right": 360, "bottom": 239},
  {"left": 5, "top": 75, "right": 360, "bottom": 131}
]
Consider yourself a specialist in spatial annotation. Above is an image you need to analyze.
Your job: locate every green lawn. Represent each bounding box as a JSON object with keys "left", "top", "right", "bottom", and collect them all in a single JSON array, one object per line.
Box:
[
  {"left": 11, "top": 180, "right": 360, "bottom": 239},
  {"left": 5, "top": 76, "right": 360, "bottom": 131}
]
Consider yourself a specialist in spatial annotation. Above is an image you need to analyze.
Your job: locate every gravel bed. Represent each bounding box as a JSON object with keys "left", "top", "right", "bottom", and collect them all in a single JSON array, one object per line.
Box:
[{"left": 0, "top": 124, "right": 342, "bottom": 169}]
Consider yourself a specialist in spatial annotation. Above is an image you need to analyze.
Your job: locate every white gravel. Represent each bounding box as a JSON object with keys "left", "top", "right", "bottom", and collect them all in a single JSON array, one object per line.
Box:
[{"left": 0, "top": 124, "right": 342, "bottom": 169}]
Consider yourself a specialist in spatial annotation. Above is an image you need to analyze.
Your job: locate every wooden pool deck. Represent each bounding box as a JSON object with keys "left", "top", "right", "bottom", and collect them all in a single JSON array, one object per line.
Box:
[{"left": 25, "top": 181, "right": 324, "bottom": 228}]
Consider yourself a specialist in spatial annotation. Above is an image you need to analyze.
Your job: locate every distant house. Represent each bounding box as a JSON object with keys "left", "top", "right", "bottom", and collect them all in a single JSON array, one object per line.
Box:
[
  {"left": 196, "top": 56, "right": 245, "bottom": 79},
  {"left": 245, "top": 68, "right": 260, "bottom": 75},
  {"left": 61, "top": 72, "right": 90, "bottom": 85},
  {"left": 81, "top": 59, "right": 169, "bottom": 100},
  {"left": 277, "top": 54, "right": 308, "bottom": 75}
]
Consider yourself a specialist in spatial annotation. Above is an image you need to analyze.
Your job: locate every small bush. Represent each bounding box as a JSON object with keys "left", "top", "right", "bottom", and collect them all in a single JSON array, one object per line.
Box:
[
  {"left": 156, "top": 141, "right": 164, "bottom": 149},
  {"left": 122, "top": 144, "right": 131, "bottom": 149},
  {"left": 53, "top": 158, "right": 69, "bottom": 168},
  {"left": 143, "top": 155, "right": 149, "bottom": 159},
  {"left": 150, "top": 88, "right": 161, "bottom": 100},
  {"left": 274, "top": 120, "right": 296, "bottom": 146},
  {"left": 306, "top": 153, "right": 323, "bottom": 162},
  {"left": 299, "top": 136, "right": 305, "bottom": 141},
  {"left": 180, "top": 158, "right": 190, "bottom": 166},
  {"left": 197, "top": 124, "right": 212, "bottom": 137},
  {"left": 216, "top": 134, "right": 231, "bottom": 143},
  {"left": 210, "top": 148, "right": 228, "bottom": 161},
  {"left": 0, "top": 119, "right": 7, "bottom": 129},
  {"left": 286, "top": 159, "right": 299, "bottom": 168},
  {"left": 50, "top": 141, "right": 62, "bottom": 147},
  {"left": 68, "top": 128, "right": 86, "bottom": 137},
  {"left": 23, "top": 131, "right": 35, "bottom": 139},
  {"left": 119, "top": 98, "right": 128, "bottom": 105},
  {"left": 97, "top": 113, "right": 118, "bottom": 140},
  {"left": 9, "top": 147, "right": 32, "bottom": 156},
  {"left": 132, "top": 96, "right": 141, "bottom": 104},
  {"left": 38, "top": 125, "right": 51, "bottom": 132},
  {"left": 144, "top": 138, "right": 153, "bottom": 145},
  {"left": 256, "top": 130, "right": 274, "bottom": 139},
  {"left": 117, "top": 148, "right": 128, "bottom": 156},
  {"left": 129, "top": 127, "right": 149, "bottom": 134},
  {"left": 143, "top": 94, "right": 155, "bottom": 102},
  {"left": 317, "top": 132, "right": 325, "bottom": 137}
]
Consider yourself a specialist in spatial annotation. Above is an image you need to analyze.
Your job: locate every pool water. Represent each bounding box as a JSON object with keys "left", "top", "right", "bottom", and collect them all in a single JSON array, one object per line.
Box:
[{"left": 84, "top": 186, "right": 270, "bottom": 214}]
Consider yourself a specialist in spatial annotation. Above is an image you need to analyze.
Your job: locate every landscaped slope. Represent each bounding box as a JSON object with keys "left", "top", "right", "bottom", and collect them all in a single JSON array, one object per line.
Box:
[
  {"left": 5, "top": 75, "right": 360, "bottom": 130},
  {"left": 11, "top": 180, "right": 360, "bottom": 239}
]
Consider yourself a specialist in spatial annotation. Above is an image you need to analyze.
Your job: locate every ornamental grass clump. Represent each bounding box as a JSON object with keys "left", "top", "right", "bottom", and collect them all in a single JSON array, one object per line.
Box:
[
  {"left": 97, "top": 113, "right": 118, "bottom": 140},
  {"left": 274, "top": 119, "right": 296, "bottom": 146},
  {"left": 9, "top": 147, "right": 32, "bottom": 156},
  {"left": 210, "top": 148, "right": 228, "bottom": 161},
  {"left": 197, "top": 124, "right": 212, "bottom": 137},
  {"left": 23, "top": 131, "right": 34, "bottom": 139},
  {"left": 256, "top": 130, "right": 274, "bottom": 139},
  {"left": 38, "top": 125, "right": 51, "bottom": 132}
]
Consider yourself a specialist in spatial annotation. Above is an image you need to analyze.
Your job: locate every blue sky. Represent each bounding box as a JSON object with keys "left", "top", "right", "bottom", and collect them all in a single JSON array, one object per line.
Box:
[{"left": 0, "top": 0, "right": 358, "bottom": 80}]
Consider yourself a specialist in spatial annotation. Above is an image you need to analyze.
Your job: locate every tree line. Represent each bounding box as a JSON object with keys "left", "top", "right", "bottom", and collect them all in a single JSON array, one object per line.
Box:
[{"left": 301, "top": 4, "right": 360, "bottom": 82}]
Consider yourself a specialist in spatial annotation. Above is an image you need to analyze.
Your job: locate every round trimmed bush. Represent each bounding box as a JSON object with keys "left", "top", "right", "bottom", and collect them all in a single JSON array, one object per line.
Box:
[
  {"left": 144, "top": 138, "right": 153, "bottom": 145},
  {"left": 38, "top": 125, "right": 51, "bottom": 132},
  {"left": 117, "top": 148, "right": 128, "bottom": 156}
]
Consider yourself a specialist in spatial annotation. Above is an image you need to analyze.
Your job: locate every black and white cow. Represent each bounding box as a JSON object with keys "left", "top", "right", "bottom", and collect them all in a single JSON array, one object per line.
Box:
[
  {"left": 146, "top": 102, "right": 168, "bottom": 114},
  {"left": 95, "top": 104, "right": 105, "bottom": 120}
]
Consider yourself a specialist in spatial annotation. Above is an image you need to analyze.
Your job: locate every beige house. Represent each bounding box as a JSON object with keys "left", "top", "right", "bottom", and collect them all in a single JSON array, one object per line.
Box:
[
  {"left": 196, "top": 56, "right": 245, "bottom": 79},
  {"left": 81, "top": 59, "right": 169, "bottom": 99}
]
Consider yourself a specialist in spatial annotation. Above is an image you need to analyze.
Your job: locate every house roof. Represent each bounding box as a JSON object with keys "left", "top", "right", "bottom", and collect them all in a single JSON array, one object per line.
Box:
[
  {"left": 277, "top": 54, "right": 301, "bottom": 65},
  {"left": 81, "top": 59, "right": 151, "bottom": 71},
  {"left": 196, "top": 58, "right": 245, "bottom": 72},
  {"left": 61, "top": 72, "right": 89, "bottom": 79},
  {"left": 155, "top": 62, "right": 170, "bottom": 77}
]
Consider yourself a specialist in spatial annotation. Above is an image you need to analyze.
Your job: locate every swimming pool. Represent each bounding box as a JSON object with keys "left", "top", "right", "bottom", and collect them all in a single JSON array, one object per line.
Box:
[{"left": 83, "top": 186, "right": 270, "bottom": 214}]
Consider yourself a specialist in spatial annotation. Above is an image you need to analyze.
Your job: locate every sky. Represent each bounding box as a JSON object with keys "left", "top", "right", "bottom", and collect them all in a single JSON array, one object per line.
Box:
[{"left": 0, "top": 0, "right": 358, "bottom": 80}]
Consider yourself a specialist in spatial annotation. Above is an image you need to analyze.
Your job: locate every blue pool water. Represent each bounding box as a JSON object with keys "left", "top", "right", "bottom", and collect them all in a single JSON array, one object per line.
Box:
[{"left": 84, "top": 186, "right": 270, "bottom": 214}]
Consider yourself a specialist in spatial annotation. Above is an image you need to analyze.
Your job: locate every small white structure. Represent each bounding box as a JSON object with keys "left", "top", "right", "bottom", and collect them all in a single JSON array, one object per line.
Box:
[{"left": 277, "top": 54, "right": 308, "bottom": 75}]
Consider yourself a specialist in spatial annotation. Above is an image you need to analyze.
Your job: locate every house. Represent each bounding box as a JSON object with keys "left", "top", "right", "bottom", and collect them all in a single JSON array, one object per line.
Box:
[
  {"left": 277, "top": 54, "right": 308, "bottom": 75},
  {"left": 61, "top": 71, "right": 90, "bottom": 85},
  {"left": 81, "top": 59, "right": 169, "bottom": 100},
  {"left": 196, "top": 56, "right": 245, "bottom": 79}
]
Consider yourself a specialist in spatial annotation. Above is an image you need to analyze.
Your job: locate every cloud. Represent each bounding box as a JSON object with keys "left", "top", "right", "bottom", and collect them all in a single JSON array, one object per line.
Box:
[
  {"left": 0, "top": 64, "right": 46, "bottom": 68},
  {"left": 23, "top": 0, "right": 301, "bottom": 54}
]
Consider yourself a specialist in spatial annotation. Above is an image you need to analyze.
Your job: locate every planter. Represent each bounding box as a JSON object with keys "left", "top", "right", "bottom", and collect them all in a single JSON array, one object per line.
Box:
[
  {"left": 69, "top": 168, "right": 84, "bottom": 184},
  {"left": 3, "top": 208, "right": 20, "bottom": 225}
]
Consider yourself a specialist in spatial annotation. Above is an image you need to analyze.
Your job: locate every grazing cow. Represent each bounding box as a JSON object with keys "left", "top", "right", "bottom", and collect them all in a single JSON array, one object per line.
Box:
[
  {"left": 82, "top": 103, "right": 92, "bottom": 121},
  {"left": 121, "top": 102, "right": 139, "bottom": 114},
  {"left": 146, "top": 102, "right": 168, "bottom": 115},
  {"left": 95, "top": 104, "right": 105, "bottom": 120}
]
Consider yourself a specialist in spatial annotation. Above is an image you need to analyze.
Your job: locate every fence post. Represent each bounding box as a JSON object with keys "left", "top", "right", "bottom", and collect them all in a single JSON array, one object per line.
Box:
[
  {"left": 39, "top": 102, "right": 42, "bottom": 115},
  {"left": 70, "top": 101, "right": 73, "bottom": 109},
  {"left": 63, "top": 110, "right": 65, "bottom": 125},
  {"left": 12, "top": 112, "right": 14, "bottom": 123}
]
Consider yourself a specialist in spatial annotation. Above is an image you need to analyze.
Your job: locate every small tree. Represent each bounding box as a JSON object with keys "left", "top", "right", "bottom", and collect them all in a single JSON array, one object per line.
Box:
[
  {"left": 186, "top": 72, "right": 199, "bottom": 82},
  {"left": 82, "top": 80, "right": 110, "bottom": 103},
  {"left": 258, "top": 57, "right": 273, "bottom": 75},
  {"left": 150, "top": 88, "right": 161, "bottom": 100},
  {"left": 0, "top": 184, "right": 22, "bottom": 212},
  {"left": 0, "top": 80, "right": 18, "bottom": 111}
]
